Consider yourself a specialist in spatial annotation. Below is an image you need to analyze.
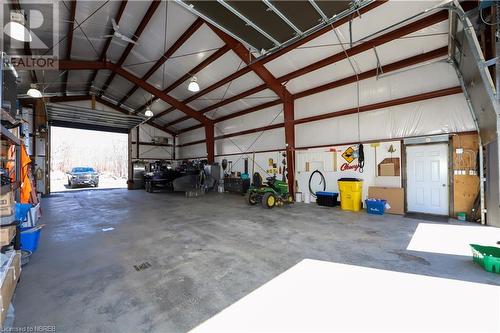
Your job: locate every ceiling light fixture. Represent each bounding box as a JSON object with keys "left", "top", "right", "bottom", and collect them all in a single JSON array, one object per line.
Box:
[
  {"left": 144, "top": 106, "right": 153, "bottom": 117},
  {"left": 5, "top": 11, "right": 32, "bottom": 42},
  {"left": 27, "top": 84, "right": 42, "bottom": 98},
  {"left": 188, "top": 76, "right": 200, "bottom": 92}
]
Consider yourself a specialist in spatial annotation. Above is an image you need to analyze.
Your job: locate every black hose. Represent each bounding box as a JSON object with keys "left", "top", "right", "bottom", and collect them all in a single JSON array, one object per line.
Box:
[
  {"left": 358, "top": 144, "right": 364, "bottom": 173},
  {"left": 309, "top": 170, "right": 326, "bottom": 198}
]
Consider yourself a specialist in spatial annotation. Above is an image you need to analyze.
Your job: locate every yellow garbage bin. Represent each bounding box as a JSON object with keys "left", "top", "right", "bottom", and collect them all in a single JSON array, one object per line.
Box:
[{"left": 338, "top": 178, "right": 363, "bottom": 212}]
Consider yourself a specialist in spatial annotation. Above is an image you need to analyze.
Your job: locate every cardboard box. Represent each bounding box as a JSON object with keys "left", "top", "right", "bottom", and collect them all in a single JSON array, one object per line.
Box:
[
  {"left": 0, "top": 192, "right": 14, "bottom": 217},
  {"left": 378, "top": 158, "right": 400, "bottom": 176},
  {"left": 379, "top": 163, "right": 395, "bottom": 176},
  {"left": 0, "top": 251, "right": 20, "bottom": 327},
  {"left": 0, "top": 226, "right": 15, "bottom": 247},
  {"left": 368, "top": 186, "right": 405, "bottom": 215}
]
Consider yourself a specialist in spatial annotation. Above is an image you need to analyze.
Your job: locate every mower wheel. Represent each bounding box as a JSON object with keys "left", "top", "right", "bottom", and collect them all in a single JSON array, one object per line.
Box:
[
  {"left": 286, "top": 194, "right": 294, "bottom": 204},
  {"left": 248, "top": 193, "right": 258, "bottom": 205},
  {"left": 262, "top": 192, "right": 277, "bottom": 209}
]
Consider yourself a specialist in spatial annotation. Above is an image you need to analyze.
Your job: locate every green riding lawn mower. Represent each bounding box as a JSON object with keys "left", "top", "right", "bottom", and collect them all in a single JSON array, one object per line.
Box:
[{"left": 247, "top": 173, "right": 294, "bottom": 208}]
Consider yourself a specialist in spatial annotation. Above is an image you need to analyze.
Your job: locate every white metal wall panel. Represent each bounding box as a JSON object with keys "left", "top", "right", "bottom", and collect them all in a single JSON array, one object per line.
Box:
[
  {"left": 285, "top": 23, "right": 449, "bottom": 94},
  {"left": 179, "top": 142, "right": 206, "bottom": 159},
  {"left": 215, "top": 104, "right": 284, "bottom": 136},
  {"left": 334, "top": 0, "right": 443, "bottom": 46},
  {"left": 105, "top": 75, "right": 135, "bottom": 101},
  {"left": 205, "top": 89, "right": 278, "bottom": 119},
  {"left": 200, "top": 71, "right": 264, "bottom": 101},
  {"left": 263, "top": 0, "right": 442, "bottom": 78},
  {"left": 178, "top": 127, "right": 205, "bottom": 145},
  {"left": 295, "top": 94, "right": 474, "bottom": 148},
  {"left": 294, "top": 61, "right": 460, "bottom": 120},
  {"left": 169, "top": 50, "right": 244, "bottom": 101},
  {"left": 172, "top": 118, "right": 200, "bottom": 131},
  {"left": 215, "top": 127, "right": 285, "bottom": 156}
]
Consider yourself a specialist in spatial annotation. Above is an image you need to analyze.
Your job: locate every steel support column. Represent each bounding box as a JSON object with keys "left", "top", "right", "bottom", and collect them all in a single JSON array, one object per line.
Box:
[
  {"left": 205, "top": 123, "right": 215, "bottom": 163},
  {"left": 283, "top": 94, "right": 295, "bottom": 194}
]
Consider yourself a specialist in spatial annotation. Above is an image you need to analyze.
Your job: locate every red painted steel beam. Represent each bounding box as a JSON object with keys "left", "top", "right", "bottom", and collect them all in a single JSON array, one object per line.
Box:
[
  {"left": 57, "top": 61, "right": 211, "bottom": 125},
  {"left": 99, "top": 0, "right": 161, "bottom": 96},
  {"left": 217, "top": 47, "right": 448, "bottom": 124},
  {"left": 87, "top": 0, "right": 128, "bottom": 91},
  {"left": 205, "top": 124, "right": 215, "bottom": 163},
  {"left": 168, "top": 0, "right": 387, "bottom": 121},
  {"left": 62, "top": 0, "right": 77, "bottom": 96},
  {"left": 209, "top": 24, "right": 290, "bottom": 100},
  {"left": 178, "top": 86, "right": 462, "bottom": 147},
  {"left": 195, "top": 8, "right": 452, "bottom": 116},
  {"left": 120, "top": 18, "right": 204, "bottom": 106},
  {"left": 154, "top": 45, "right": 448, "bottom": 135},
  {"left": 113, "top": 66, "right": 211, "bottom": 125}
]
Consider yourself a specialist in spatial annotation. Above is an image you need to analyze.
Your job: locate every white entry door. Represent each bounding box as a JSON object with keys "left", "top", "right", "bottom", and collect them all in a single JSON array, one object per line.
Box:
[{"left": 406, "top": 144, "right": 449, "bottom": 215}]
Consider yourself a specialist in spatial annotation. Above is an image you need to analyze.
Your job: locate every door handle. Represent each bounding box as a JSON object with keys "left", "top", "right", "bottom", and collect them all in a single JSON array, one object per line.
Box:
[{"left": 442, "top": 184, "right": 446, "bottom": 187}]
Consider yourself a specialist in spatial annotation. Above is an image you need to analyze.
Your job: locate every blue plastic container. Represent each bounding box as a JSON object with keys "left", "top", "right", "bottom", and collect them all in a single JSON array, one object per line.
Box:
[
  {"left": 15, "top": 203, "right": 32, "bottom": 222},
  {"left": 20, "top": 227, "right": 41, "bottom": 252},
  {"left": 365, "top": 199, "right": 387, "bottom": 215},
  {"left": 316, "top": 191, "right": 339, "bottom": 207}
]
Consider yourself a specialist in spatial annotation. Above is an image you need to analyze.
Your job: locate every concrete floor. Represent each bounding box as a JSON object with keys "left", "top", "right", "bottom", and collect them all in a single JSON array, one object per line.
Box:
[{"left": 13, "top": 189, "right": 499, "bottom": 332}]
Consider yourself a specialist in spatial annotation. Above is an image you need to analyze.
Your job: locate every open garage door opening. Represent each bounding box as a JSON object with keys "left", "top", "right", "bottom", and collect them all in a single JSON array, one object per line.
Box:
[{"left": 50, "top": 127, "right": 128, "bottom": 192}]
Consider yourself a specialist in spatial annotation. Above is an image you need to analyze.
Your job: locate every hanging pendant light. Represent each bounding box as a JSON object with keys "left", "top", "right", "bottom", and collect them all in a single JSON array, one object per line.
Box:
[
  {"left": 27, "top": 84, "right": 42, "bottom": 98},
  {"left": 188, "top": 76, "right": 200, "bottom": 92},
  {"left": 5, "top": 11, "right": 32, "bottom": 42},
  {"left": 144, "top": 106, "right": 153, "bottom": 117}
]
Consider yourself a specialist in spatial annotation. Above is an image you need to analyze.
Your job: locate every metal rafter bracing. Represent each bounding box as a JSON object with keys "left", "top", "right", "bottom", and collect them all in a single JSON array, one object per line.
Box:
[
  {"left": 119, "top": 18, "right": 204, "bottom": 106},
  {"left": 189, "top": 8, "right": 452, "bottom": 117},
  {"left": 87, "top": 0, "right": 128, "bottom": 92},
  {"left": 149, "top": 0, "right": 387, "bottom": 129},
  {"left": 98, "top": 0, "right": 161, "bottom": 96},
  {"left": 62, "top": 0, "right": 77, "bottom": 96},
  {"left": 216, "top": 0, "right": 280, "bottom": 47},
  {"left": 262, "top": 0, "right": 302, "bottom": 36}
]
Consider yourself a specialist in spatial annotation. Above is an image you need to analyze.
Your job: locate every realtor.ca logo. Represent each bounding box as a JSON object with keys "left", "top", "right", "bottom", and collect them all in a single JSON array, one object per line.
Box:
[{"left": 2, "top": 0, "right": 59, "bottom": 70}]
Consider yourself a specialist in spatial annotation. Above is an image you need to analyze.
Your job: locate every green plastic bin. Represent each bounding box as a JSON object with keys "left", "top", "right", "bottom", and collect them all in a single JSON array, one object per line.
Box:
[{"left": 470, "top": 244, "right": 500, "bottom": 274}]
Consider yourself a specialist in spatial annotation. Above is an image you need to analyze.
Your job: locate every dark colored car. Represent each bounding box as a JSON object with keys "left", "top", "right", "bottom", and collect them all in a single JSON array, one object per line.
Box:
[{"left": 67, "top": 167, "right": 99, "bottom": 188}]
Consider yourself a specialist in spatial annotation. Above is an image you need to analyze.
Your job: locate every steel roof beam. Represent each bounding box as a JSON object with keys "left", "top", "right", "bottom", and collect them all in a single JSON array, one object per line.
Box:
[
  {"left": 87, "top": 0, "right": 128, "bottom": 92},
  {"left": 153, "top": 1, "right": 385, "bottom": 123},
  {"left": 119, "top": 18, "right": 204, "bottom": 106},
  {"left": 175, "top": 0, "right": 259, "bottom": 52},
  {"left": 262, "top": 0, "right": 302, "bottom": 36},
  {"left": 308, "top": 0, "right": 329, "bottom": 22},
  {"left": 62, "top": 0, "right": 77, "bottom": 96},
  {"left": 98, "top": 0, "right": 161, "bottom": 96},
  {"left": 194, "top": 8, "right": 453, "bottom": 115},
  {"left": 217, "top": 0, "right": 280, "bottom": 47},
  {"left": 208, "top": 23, "right": 295, "bottom": 192}
]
